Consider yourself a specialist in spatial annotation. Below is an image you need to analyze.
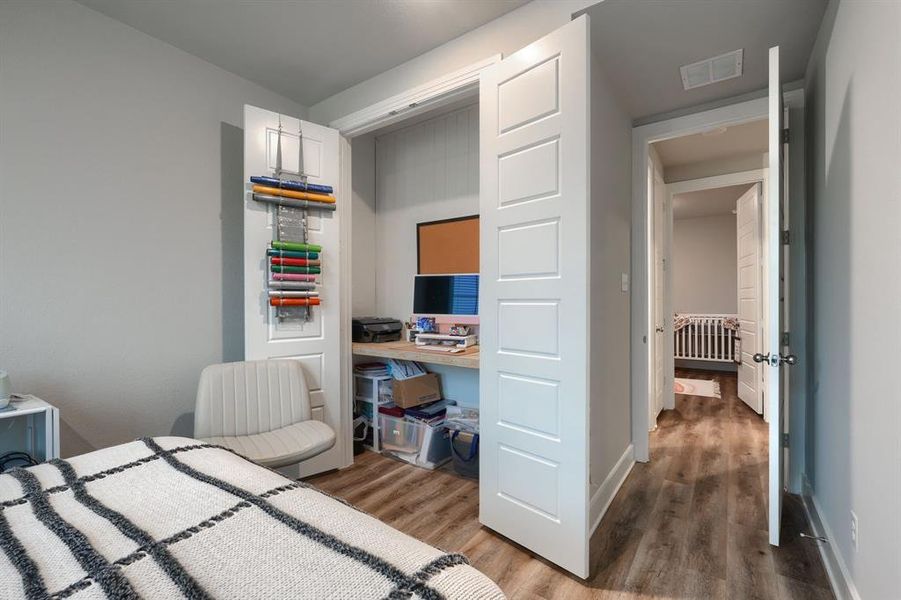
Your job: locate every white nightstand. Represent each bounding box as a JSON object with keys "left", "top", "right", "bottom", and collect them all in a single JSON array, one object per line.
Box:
[{"left": 0, "top": 395, "right": 60, "bottom": 463}]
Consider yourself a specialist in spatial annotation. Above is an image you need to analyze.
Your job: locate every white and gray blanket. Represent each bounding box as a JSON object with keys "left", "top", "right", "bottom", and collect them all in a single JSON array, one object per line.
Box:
[{"left": 0, "top": 437, "right": 505, "bottom": 600}]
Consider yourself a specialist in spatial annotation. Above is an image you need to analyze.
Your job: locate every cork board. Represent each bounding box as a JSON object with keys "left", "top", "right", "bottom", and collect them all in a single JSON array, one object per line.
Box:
[{"left": 417, "top": 215, "right": 479, "bottom": 274}]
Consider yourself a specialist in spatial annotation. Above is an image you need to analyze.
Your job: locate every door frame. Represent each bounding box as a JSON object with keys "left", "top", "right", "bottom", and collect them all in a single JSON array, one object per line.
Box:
[
  {"left": 664, "top": 170, "right": 767, "bottom": 412},
  {"left": 631, "top": 89, "right": 803, "bottom": 463}
]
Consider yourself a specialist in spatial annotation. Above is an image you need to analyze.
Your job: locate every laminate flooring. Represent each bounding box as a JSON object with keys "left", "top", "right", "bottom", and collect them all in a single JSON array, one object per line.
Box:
[{"left": 309, "top": 370, "right": 833, "bottom": 599}]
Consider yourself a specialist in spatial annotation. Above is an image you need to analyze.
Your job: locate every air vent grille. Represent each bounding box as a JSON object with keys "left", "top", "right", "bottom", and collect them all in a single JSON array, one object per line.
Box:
[{"left": 680, "top": 49, "right": 743, "bottom": 90}]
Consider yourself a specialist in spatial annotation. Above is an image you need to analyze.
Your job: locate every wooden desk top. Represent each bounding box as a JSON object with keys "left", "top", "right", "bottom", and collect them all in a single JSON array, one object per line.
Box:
[{"left": 352, "top": 340, "right": 480, "bottom": 370}]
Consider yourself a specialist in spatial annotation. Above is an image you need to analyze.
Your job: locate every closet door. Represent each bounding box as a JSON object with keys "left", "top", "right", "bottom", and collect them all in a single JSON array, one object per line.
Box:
[
  {"left": 479, "top": 16, "right": 591, "bottom": 578},
  {"left": 736, "top": 184, "right": 763, "bottom": 414},
  {"left": 243, "top": 105, "right": 347, "bottom": 477}
]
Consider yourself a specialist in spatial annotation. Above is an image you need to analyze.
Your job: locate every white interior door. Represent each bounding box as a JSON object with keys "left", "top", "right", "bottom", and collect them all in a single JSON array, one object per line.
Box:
[
  {"left": 765, "top": 45, "right": 789, "bottom": 546},
  {"left": 243, "top": 105, "right": 346, "bottom": 478},
  {"left": 736, "top": 184, "right": 763, "bottom": 413},
  {"left": 479, "top": 15, "right": 591, "bottom": 578},
  {"left": 652, "top": 166, "right": 665, "bottom": 421}
]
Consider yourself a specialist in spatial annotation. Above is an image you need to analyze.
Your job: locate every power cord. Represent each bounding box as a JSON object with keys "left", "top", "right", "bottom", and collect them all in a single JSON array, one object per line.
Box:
[{"left": 0, "top": 451, "right": 38, "bottom": 472}]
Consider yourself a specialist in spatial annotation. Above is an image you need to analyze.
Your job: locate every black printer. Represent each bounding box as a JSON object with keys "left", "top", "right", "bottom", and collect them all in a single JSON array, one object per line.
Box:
[{"left": 352, "top": 317, "right": 403, "bottom": 343}]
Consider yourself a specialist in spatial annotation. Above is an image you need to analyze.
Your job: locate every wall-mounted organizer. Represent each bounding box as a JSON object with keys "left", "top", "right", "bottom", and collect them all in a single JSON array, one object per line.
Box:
[{"left": 250, "top": 122, "right": 337, "bottom": 321}]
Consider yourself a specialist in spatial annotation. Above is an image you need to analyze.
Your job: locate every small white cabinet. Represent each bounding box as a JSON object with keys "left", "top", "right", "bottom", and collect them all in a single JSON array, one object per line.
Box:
[{"left": 0, "top": 395, "right": 60, "bottom": 464}]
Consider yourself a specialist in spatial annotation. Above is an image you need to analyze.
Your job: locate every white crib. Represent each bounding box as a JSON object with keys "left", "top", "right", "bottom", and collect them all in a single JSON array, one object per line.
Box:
[{"left": 673, "top": 313, "right": 739, "bottom": 363}]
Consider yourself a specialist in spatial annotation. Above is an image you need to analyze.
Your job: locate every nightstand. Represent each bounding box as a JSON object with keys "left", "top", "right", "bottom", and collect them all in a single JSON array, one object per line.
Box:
[{"left": 0, "top": 395, "right": 60, "bottom": 464}]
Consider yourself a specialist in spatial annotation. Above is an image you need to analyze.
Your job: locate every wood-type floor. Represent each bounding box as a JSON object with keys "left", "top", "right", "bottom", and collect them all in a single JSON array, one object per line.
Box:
[{"left": 309, "top": 369, "right": 833, "bottom": 599}]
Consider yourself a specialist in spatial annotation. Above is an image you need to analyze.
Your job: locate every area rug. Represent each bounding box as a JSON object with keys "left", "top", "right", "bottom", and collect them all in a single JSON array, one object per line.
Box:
[{"left": 674, "top": 377, "right": 721, "bottom": 399}]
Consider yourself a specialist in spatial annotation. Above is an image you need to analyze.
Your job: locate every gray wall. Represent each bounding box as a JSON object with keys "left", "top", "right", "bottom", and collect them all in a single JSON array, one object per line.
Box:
[
  {"left": 804, "top": 0, "right": 901, "bottom": 597},
  {"left": 308, "top": 0, "right": 599, "bottom": 125},
  {"left": 671, "top": 214, "right": 737, "bottom": 314},
  {"left": 0, "top": 0, "right": 306, "bottom": 456},
  {"left": 589, "top": 52, "right": 632, "bottom": 489}
]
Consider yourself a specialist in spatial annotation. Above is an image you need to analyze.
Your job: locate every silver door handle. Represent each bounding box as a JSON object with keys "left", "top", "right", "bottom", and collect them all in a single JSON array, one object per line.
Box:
[{"left": 753, "top": 352, "right": 798, "bottom": 366}]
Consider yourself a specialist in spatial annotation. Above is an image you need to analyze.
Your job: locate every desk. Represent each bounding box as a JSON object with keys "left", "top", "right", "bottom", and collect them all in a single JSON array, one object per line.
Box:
[{"left": 352, "top": 341, "right": 480, "bottom": 370}]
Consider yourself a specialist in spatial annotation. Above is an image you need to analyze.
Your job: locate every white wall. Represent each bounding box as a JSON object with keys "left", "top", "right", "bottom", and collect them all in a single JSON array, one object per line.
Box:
[
  {"left": 588, "top": 52, "right": 632, "bottom": 493},
  {"left": 373, "top": 104, "right": 479, "bottom": 320},
  {"left": 671, "top": 214, "right": 738, "bottom": 314},
  {"left": 804, "top": 0, "right": 901, "bottom": 597},
  {"left": 308, "top": 0, "right": 600, "bottom": 126},
  {"left": 351, "top": 134, "right": 377, "bottom": 317},
  {"left": 0, "top": 0, "right": 307, "bottom": 456}
]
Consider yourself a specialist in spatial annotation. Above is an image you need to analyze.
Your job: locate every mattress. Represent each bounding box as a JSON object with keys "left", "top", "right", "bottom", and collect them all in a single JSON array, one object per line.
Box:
[{"left": 0, "top": 437, "right": 505, "bottom": 600}]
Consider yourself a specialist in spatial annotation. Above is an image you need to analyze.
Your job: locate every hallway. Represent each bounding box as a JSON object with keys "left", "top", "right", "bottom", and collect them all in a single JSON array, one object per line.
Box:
[
  {"left": 590, "top": 369, "right": 833, "bottom": 598},
  {"left": 310, "top": 369, "right": 833, "bottom": 599}
]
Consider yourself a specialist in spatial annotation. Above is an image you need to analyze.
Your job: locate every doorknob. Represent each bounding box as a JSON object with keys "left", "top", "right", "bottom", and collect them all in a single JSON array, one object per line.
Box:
[
  {"left": 753, "top": 352, "right": 798, "bottom": 366},
  {"left": 655, "top": 326, "right": 664, "bottom": 333},
  {"left": 780, "top": 354, "right": 798, "bottom": 366}
]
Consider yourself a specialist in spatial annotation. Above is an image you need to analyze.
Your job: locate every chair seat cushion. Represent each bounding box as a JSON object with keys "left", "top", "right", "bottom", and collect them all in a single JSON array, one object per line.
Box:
[{"left": 201, "top": 420, "right": 336, "bottom": 468}]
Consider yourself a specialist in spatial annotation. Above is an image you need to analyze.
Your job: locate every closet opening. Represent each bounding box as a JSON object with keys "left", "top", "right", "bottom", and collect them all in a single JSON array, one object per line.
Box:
[{"left": 345, "top": 93, "right": 483, "bottom": 490}]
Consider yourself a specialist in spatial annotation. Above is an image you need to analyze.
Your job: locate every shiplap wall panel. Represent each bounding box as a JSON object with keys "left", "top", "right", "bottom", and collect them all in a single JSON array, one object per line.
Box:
[{"left": 374, "top": 104, "right": 479, "bottom": 320}]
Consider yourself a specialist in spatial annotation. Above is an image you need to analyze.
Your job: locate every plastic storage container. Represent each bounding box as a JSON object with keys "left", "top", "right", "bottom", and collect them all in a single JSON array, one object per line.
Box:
[
  {"left": 450, "top": 431, "right": 479, "bottom": 479},
  {"left": 378, "top": 415, "right": 451, "bottom": 469}
]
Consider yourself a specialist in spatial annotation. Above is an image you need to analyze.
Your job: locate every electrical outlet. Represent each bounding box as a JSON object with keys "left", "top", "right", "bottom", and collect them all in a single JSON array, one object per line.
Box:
[{"left": 850, "top": 511, "right": 859, "bottom": 552}]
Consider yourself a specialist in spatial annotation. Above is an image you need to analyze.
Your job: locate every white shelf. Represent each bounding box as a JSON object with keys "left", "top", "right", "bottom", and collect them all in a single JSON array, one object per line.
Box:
[{"left": 0, "top": 395, "right": 60, "bottom": 463}]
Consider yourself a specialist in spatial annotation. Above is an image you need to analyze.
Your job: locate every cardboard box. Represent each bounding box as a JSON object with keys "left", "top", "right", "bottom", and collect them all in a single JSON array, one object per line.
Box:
[{"left": 392, "top": 373, "right": 441, "bottom": 409}]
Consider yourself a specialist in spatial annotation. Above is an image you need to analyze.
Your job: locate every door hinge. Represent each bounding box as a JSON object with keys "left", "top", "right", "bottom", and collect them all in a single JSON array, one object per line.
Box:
[
  {"left": 781, "top": 128, "right": 790, "bottom": 144},
  {"left": 781, "top": 331, "right": 790, "bottom": 347},
  {"left": 782, "top": 433, "right": 790, "bottom": 448},
  {"left": 781, "top": 230, "right": 791, "bottom": 245}
]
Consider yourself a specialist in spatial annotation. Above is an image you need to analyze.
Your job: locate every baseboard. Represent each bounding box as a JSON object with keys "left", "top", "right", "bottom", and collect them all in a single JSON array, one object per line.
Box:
[
  {"left": 589, "top": 444, "right": 635, "bottom": 535},
  {"left": 801, "top": 474, "right": 861, "bottom": 600}
]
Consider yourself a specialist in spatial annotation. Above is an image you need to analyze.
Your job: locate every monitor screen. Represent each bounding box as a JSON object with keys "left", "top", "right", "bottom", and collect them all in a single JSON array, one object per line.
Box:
[{"left": 413, "top": 275, "right": 479, "bottom": 316}]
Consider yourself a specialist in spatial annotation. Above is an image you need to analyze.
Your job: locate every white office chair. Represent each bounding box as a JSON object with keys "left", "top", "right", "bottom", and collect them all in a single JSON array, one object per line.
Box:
[{"left": 193, "top": 360, "right": 335, "bottom": 468}]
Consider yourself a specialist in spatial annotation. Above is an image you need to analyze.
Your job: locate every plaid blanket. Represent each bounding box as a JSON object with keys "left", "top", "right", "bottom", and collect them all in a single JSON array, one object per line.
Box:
[{"left": 0, "top": 437, "right": 505, "bottom": 600}]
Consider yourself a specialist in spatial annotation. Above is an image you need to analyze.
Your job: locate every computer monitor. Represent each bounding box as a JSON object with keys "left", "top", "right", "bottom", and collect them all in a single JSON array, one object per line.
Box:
[{"left": 413, "top": 274, "right": 479, "bottom": 317}]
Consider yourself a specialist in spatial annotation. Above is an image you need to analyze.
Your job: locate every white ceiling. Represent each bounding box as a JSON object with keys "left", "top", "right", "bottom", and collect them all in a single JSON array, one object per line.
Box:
[
  {"left": 585, "top": 0, "right": 826, "bottom": 121},
  {"left": 76, "top": 0, "right": 528, "bottom": 107},
  {"left": 673, "top": 184, "right": 753, "bottom": 219},
  {"left": 654, "top": 119, "right": 768, "bottom": 169}
]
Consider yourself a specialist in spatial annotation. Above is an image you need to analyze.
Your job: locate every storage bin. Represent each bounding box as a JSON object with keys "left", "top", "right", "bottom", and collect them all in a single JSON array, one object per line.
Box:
[
  {"left": 378, "top": 414, "right": 450, "bottom": 469},
  {"left": 355, "top": 376, "right": 393, "bottom": 403},
  {"left": 450, "top": 431, "right": 479, "bottom": 479}
]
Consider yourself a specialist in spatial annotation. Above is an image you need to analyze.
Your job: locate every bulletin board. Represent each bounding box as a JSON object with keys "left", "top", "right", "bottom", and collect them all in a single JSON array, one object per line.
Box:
[{"left": 417, "top": 215, "right": 479, "bottom": 274}]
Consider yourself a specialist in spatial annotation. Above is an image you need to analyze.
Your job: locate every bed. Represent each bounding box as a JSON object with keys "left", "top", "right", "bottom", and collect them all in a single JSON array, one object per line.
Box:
[{"left": 0, "top": 437, "right": 505, "bottom": 600}]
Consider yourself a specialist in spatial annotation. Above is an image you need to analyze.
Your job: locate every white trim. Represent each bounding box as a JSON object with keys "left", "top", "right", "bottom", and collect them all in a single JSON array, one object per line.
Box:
[
  {"left": 801, "top": 475, "right": 861, "bottom": 600},
  {"left": 667, "top": 169, "right": 766, "bottom": 195},
  {"left": 589, "top": 444, "right": 635, "bottom": 534},
  {"left": 338, "top": 134, "right": 354, "bottom": 469},
  {"left": 329, "top": 55, "right": 500, "bottom": 138},
  {"left": 630, "top": 88, "right": 803, "bottom": 463}
]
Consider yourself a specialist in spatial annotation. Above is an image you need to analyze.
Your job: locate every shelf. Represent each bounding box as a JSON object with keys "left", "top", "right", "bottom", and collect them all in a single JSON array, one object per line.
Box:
[{"left": 352, "top": 341, "right": 480, "bottom": 370}]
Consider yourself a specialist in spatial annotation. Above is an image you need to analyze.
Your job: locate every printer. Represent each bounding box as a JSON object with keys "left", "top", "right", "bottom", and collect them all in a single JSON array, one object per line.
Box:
[{"left": 352, "top": 317, "right": 403, "bottom": 343}]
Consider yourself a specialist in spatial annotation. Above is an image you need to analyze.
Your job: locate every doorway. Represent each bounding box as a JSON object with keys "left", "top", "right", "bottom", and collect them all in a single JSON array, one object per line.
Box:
[{"left": 633, "top": 73, "right": 803, "bottom": 547}]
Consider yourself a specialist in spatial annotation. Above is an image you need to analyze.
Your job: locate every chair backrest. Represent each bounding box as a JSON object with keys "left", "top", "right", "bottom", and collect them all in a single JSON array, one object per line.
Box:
[{"left": 194, "top": 360, "right": 312, "bottom": 439}]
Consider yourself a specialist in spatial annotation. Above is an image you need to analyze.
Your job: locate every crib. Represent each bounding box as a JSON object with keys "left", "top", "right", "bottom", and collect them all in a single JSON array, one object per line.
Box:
[{"left": 673, "top": 313, "right": 739, "bottom": 363}]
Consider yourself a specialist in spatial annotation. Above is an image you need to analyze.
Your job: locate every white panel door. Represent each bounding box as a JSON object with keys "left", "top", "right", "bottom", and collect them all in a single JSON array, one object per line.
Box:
[
  {"left": 766, "top": 45, "right": 789, "bottom": 547},
  {"left": 652, "top": 165, "right": 666, "bottom": 420},
  {"left": 243, "top": 105, "right": 345, "bottom": 477},
  {"left": 479, "top": 16, "right": 591, "bottom": 578},
  {"left": 736, "top": 184, "right": 763, "bottom": 413}
]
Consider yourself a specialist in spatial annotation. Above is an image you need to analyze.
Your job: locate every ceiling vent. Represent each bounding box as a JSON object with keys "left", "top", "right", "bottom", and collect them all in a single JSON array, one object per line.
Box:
[{"left": 680, "top": 49, "right": 743, "bottom": 91}]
